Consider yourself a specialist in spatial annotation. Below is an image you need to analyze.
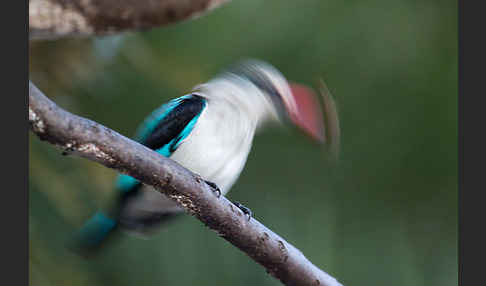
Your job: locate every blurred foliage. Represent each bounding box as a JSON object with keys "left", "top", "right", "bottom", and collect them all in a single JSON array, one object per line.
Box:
[{"left": 29, "top": 0, "right": 457, "bottom": 285}]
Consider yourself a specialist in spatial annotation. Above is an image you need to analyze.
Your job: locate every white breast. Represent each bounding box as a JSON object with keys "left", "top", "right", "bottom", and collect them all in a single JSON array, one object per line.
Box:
[
  {"left": 120, "top": 92, "right": 258, "bottom": 229},
  {"left": 170, "top": 95, "right": 256, "bottom": 194},
  {"left": 119, "top": 77, "right": 276, "bottom": 232}
]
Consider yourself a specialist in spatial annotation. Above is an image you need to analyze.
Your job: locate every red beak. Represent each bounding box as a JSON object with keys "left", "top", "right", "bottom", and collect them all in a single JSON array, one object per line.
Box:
[{"left": 288, "top": 83, "right": 326, "bottom": 143}]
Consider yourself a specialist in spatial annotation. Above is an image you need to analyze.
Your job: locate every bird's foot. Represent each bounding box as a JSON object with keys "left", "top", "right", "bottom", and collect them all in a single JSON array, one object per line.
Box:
[
  {"left": 62, "top": 143, "right": 75, "bottom": 156},
  {"left": 205, "top": 180, "right": 221, "bottom": 198},
  {"left": 232, "top": 201, "right": 252, "bottom": 221}
]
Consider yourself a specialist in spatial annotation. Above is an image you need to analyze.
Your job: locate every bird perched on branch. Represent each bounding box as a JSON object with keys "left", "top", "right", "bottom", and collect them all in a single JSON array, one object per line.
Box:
[{"left": 71, "top": 59, "right": 339, "bottom": 254}]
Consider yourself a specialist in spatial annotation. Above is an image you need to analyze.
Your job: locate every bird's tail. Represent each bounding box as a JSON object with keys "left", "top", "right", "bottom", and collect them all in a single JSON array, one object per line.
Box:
[{"left": 69, "top": 211, "right": 118, "bottom": 256}]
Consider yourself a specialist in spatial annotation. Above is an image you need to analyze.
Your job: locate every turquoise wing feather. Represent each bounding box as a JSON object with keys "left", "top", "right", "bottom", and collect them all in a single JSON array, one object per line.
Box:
[{"left": 71, "top": 94, "right": 206, "bottom": 254}]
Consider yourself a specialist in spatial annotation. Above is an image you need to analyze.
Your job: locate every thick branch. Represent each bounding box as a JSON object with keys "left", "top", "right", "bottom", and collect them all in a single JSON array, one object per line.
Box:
[
  {"left": 29, "top": 0, "right": 229, "bottom": 40},
  {"left": 29, "top": 81, "right": 343, "bottom": 286}
]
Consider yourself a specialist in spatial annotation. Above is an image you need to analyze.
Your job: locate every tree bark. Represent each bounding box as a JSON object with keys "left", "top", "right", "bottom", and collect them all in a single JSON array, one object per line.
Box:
[
  {"left": 29, "top": 0, "right": 230, "bottom": 40},
  {"left": 29, "top": 81, "right": 343, "bottom": 286}
]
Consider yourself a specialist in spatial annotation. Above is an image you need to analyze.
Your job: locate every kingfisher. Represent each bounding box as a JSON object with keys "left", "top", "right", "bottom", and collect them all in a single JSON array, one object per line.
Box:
[{"left": 72, "top": 60, "right": 333, "bottom": 254}]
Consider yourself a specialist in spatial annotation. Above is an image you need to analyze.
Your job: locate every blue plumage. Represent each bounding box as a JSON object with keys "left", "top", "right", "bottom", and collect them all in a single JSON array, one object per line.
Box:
[
  {"left": 116, "top": 94, "right": 207, "bottom": 191},
  {"left": 71, "top": 94, "right": 206, "bottom": 253},
  {"left": 116, "top": 174, "right": 140, "bottom": 193},
  {"left": 70, "top": 212, "right": 117, "bottom": 254},
  {"left": 134, "top": 95, "right": 193, "bottom": 144}
]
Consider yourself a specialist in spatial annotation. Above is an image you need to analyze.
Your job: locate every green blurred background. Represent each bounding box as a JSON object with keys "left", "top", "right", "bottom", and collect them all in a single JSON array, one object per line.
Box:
[{"left": 29, "top": 1, "right": 457, "bottom": 285}]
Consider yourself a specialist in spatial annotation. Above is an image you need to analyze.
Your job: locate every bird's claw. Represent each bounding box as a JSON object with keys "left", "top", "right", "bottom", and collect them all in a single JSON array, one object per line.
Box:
[
  {"left": 232, "top": 201, "right": 252, "bottom": 221},
  {"left": 205, "top": 180, "right": 221, "bottom": 198},
  {"left": 62, "top": 144, "right": 75, "bottom": 156}
]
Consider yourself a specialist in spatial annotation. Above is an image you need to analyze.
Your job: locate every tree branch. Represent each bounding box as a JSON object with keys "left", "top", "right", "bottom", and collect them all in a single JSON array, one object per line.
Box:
[
  {"left": 29, "top": 0, "right": 230, "bottom": 40},
  {"left": 29, "top": 81, "right": 343, "bottom": 286}
]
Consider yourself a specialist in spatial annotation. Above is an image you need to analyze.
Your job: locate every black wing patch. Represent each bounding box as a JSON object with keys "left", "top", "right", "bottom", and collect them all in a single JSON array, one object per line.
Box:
[{"left": 143, "top": 95, "right": 206, "bottom": 151}]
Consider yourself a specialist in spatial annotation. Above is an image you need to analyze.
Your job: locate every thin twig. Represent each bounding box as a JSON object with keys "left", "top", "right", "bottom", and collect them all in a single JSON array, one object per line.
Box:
[{"left": 29, "top": 81, "right": 343, "bottom": 286}]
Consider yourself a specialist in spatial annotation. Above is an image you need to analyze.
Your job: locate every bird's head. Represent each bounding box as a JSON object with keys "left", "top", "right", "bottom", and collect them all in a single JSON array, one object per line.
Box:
[{"left": 227, "top": 60, "right": 328, "bottom": 143}]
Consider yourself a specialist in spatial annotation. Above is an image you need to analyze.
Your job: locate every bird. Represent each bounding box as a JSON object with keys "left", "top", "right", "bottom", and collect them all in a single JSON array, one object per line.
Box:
[{"left": 71, "top": 59, "right": 331, "bottom": 255}]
